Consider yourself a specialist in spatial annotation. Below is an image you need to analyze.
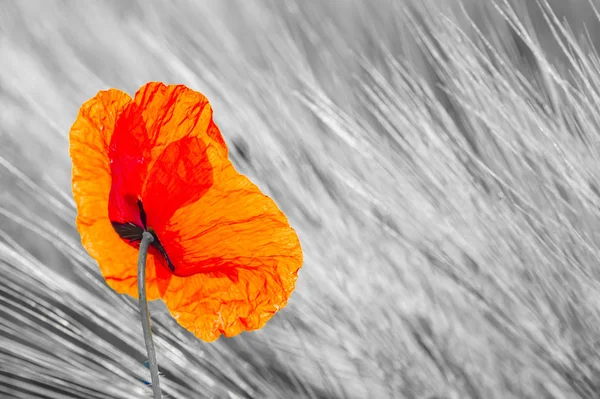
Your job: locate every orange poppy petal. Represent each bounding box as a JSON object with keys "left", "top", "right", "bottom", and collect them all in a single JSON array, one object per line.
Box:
[
  {"left": 157, "top": 149, "right": 303, "bottom": 340},
  {"left": 70, "top": 89, "right": 161, "bottom": 300},
  {"left": 163, "top": 266, "right": 288, "bottom": 342},
  {"left": 133, "top": 82, "right": 228, "bottom": 161}
]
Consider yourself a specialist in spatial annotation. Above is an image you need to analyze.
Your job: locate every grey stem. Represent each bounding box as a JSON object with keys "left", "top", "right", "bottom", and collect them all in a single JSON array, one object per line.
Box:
[{"left": 138, "top": 231, "right": 162, "bottom": 399}]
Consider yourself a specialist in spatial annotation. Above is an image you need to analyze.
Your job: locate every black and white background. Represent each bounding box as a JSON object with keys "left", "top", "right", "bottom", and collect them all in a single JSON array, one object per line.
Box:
[{"left": 2, "top": 1, "right": 600, "bottom": 398}]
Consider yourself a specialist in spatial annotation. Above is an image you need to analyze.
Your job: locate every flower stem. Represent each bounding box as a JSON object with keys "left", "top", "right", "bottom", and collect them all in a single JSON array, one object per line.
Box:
[{"left": 138, "top": 231, "right": 162, "bottom": 399}]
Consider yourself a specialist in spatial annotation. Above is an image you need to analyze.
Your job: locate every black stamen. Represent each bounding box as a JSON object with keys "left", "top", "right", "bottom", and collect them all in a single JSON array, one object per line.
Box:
[
  {"left": 149, "top": 230, "right": 176, "bottom": 273},
  {"left": 111, "top": 200, "right": 175, "bottom": 273},
  {"left": 137, "top": 199, "right": 147, "bottom": 229},
  {"left": 111, "top": 222, "right": 144, "bottom": 242}
]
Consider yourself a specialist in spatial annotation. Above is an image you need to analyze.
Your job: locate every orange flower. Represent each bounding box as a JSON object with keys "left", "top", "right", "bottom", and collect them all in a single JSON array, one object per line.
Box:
[{"left": 70, "top": 82, "right": 302, "bottom": 342}]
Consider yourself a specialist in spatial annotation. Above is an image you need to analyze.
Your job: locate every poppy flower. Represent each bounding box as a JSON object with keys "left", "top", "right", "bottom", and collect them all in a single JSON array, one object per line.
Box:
[{"left": 70, "top": 82, "right": 303, "bottom": 342}]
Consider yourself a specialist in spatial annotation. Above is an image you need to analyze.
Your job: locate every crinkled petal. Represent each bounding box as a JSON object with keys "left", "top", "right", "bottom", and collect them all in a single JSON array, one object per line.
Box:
[
  {"left": 133, "top": 82, "right": 228, "bottom": 161},
  {"left": 70, "top": 89, "right": 161, "bottom": 300},
  {"left": 157, "top": 147, "right": 303, "bottom": 340},
  {"left": 163, "top": 266, "right": 287, "bottom": 342}
]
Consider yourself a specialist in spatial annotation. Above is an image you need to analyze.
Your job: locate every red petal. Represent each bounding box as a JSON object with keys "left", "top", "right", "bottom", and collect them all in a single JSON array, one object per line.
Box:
[
  {"left": 141, "top": 135, "right": 214, "bottom": 233},
  {"left": 107, "top": 104, "right": 152, "bottom": 226}
]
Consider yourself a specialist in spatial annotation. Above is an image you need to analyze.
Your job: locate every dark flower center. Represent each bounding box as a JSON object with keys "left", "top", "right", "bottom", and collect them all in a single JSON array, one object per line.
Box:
[{"left": 111, "top": 200, "right": 175, "bottom": 272}]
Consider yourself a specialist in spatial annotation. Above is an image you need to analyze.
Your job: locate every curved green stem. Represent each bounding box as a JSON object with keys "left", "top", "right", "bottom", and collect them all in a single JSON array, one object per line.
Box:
[{"left": 138, "top": 231, "right": 162, "bottom": 399}]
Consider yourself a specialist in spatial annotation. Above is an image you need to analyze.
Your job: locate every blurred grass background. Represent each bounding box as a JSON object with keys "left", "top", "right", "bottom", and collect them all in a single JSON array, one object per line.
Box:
[{"left": 3, "top": 0, "right": 600, "bottom": 397}]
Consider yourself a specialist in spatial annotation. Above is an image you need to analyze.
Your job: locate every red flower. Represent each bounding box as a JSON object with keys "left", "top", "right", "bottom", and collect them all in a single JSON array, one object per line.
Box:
[{"left": 70, "top": 82, "right": 303, "bottom": 341}]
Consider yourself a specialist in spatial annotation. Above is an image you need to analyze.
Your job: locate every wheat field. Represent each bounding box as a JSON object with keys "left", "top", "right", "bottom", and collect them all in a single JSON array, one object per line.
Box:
[{"left": 2, "top": 0, "right": 600, "bottom": 398}]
